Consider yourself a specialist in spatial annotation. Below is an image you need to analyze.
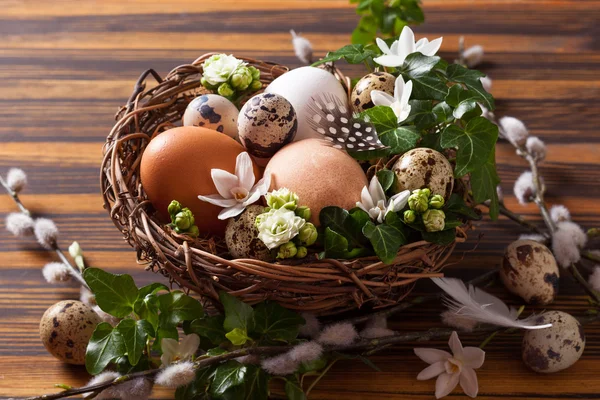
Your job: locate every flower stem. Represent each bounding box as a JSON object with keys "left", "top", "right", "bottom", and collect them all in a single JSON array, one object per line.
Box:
[
  {"left": 305, "top": 358, "right": 339, "bottom": 397},
  {"left": 492, "top": 203, "right": 550, "bottom": 239},
  {"left": 0, "top": 175, "right": 30, "bottom": 216}
]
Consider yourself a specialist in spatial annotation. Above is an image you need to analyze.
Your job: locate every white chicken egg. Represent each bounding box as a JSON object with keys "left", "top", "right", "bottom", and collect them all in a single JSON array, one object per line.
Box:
[
  {"left": 265, "top": 66, "right": 349, "bottom": 142},
  {"left": 183, "top": 94, "right": 239, "bottom": 139}
]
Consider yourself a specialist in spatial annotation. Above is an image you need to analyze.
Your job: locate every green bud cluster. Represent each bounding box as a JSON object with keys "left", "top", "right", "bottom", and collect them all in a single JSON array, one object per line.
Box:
[
  {"left": 404, "top": 188, "right": 446, "bottom": 232},
  {"left": 167, "top": 200, "right": 200, "bottom": 238},
  {"left": 201, "top": 54, "right": 262, "bottom": 101},
  {"left": 266, "top": 188, "right": 299, "bottom": 211}
]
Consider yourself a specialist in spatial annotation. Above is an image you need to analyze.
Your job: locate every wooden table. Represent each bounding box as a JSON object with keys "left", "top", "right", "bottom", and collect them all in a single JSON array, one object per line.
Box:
[{"left": 1, "top": 0, "right": 599, "bottom": 398}]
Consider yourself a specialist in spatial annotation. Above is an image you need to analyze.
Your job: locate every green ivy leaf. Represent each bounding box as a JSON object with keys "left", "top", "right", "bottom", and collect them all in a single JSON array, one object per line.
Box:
[
  {"left": 319, "top": 206, "right": 369, "bottom": 248},
  {"left": 362, "top": 213, "right": 407, "bottom": 264},
  {"left": 433, "top": 101, "right": 453, "bottom": 124},
  {"left": 225, "top": 328, "right": 251, "bottom": 346},
  {"left": 446, "top": 64, "right": 494, "bottom": 110},
  {"left": 407, "top": 100, "right": 437, "bottom": 130},
  {"left": 187, "top": 315, "right": 227, "bottom": 346},
  {"left": 210, "top": 360, "right": 247, "bottom": 397},
  {"left": 175, "top": 367, "right": 214, "bottom": 400},
  {"left": 297, "top": 356, "right": 328, "bottom": 374},
  {"left": 445, "top": 194, "right": 481, "bottom": 220},
  {"left": 407, "top": 72, "right": 449, "bottom": 101},
  {"left": 471, "top": 148, "right": 501, "bottom": 220},
  {"left": 351, "top": 15, "right": 378, "bottom": 45},
  {"left": 453, "top": 100, "right": 482, "bottom": 121},
  {"left": 401, "top": 53, "right": 441, "bottom": 78},
  {"left": 85, "top": 322, "right": 125, "bottom": 375},
  {"left": 440, "top": 117, "right": 498, "bottom": 177},
  {"left": 153, "top": 324, "right": 178, "bottom": 352},
  {"left": 285, "top": 376, "right": 307, "bottom": 400},
  {"left": 83, "top": 268, "right": 139, "bottom": 318},
  {"left": 376, "top": 169, "right": 395, "bottom": 191},
  {"left": 422, "top": 229, "right": 456, "bottom": 245},
  {"left": 312, "top": 44, "right": 376, "bottom": 66},
  {"left": 137, "top": 283, "right": 169, "bottom": 299},
  {"left": 242, "top": 365, "right": 269, "bottom": 400},
  {"left": 134, "top": 293, "right": 160, "bottom": 330},
  {"left": 158, "top": 291, "right": 204, "bottom": 327},
  {"left": 253, "top": 302, "right": 305, "bottom": 343},
  {"left": 115, "top": 319, "right": 153, "bottom": 366},
  {"left": 206, "top": 347, "right": 228, "bottom": 356},
  {"left": 219, "top": 292, "right": 254, "bottom": 333}
]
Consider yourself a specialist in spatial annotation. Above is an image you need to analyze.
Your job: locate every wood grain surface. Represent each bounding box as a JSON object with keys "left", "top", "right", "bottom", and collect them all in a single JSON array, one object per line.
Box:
[{"left": 1, "top": 0, "right": 599, "bottom": 398}]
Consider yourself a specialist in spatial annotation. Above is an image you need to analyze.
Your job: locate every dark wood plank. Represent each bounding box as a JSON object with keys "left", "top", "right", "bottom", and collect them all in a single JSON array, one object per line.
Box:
[{"left": 1, "top": 0, "right": 599, "bottom": 398}]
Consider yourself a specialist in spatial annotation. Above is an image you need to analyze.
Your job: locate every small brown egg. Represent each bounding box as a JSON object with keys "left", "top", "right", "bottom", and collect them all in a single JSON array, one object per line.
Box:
[
  {"left": 238, "top": 93, "right": 297, "bottom": 159},
  {"left": 522, "top": 311, "right": 585, "bottom": 373},
  {"left": 225, "top": 205, "right": 274, "bottom": 261},
  {"left": 183, "top": 94, "right": 239, "bottom": 139},
  {"left": 351, "top": 72, "right": 396, "bottom": 113},
  {"left": 391, "top": 148, "right": 454, "bottom": 199},
  {"left": 500, "top": 240, "right": 559, "bottom": 305},
  {"left": 39, "top": 300, "right": 101, "bottom": 365}
]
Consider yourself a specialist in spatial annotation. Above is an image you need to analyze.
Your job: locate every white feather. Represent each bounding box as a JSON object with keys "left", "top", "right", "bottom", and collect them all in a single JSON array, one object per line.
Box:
[{"left": 431, "top": 277, "right": 552, "bottom": 330}]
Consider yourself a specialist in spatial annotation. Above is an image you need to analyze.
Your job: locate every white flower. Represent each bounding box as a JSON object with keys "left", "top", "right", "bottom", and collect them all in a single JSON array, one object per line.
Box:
[
  {"left": 202, "top": 54, "right": 244, "bottom": 86},
  {"left": 42, "top": 262, "right": 71, "bottom": 284},
  {"left": 415, "top": 331, "right": 485, "bottom": 399},
  {"left": 155, "top": 361, "right": 196, "bottom": 388},
  {"left": 5, "top": 212, "right": 34, "bottom": 237},
  {"left": 316, "top": 322, "right": 358, "bottom": 346},
  {"left": 256, "top": 207, "right": 305, "bottom": 250},
  {"left": 463, "top": 45, "right": 484, "bottom": 68},
  {"left": 290, "top": 29, "right": 313, "bottom": 64},
  {"left": 371, "top": 75, "right": 413, "bottom": 124},
  {"left": 198, "top": 152, "right": 270, "bottom": 220},
  {"left": 356, "top": 176, "right": 410, "bottom": 224},
  {"left": 6, "top": 168, "right": 27, "bottom": 193},
  {"left": 34, "top": 218, "right": 59, "bottom": 249},
  {"left": 160, "top": 334, "right": 200, "bottom": 367},
  {"left": 550, "top": 205, "right": 571, "bottom": 223},
  {"left": 374, "top": 26, "right": 443, "bottom": 67}
]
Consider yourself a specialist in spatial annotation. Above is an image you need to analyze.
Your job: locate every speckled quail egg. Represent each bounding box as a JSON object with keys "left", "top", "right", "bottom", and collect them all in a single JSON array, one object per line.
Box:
[
  {"left": 500, "top": 239, "right": 559, "bottom": 305},
  {"left": 351, "top": 72, "right": 396, "bottom": 113},
  {"left": 225, "top": 205, "right": 274, "bottom": 261},
  {"left": 238, "top": 93, "right": 297, "bottom": 160},
  {"left": 391, "top": 148, "right": 454, "bottom": 199},
  {"left": 39, "top": 300, "right": 102, "bottom": 365},
  {"left": 522, "top": 311, "right": 585, "bottom": 373},
  {"left": 183, "top": 94, "right": 239, "bottom": 139}
]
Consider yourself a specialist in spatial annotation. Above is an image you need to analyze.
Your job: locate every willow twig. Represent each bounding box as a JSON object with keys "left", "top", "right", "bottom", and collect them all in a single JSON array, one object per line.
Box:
[{"left": 0, "top": 173, "right": 90, "bottom": 290}]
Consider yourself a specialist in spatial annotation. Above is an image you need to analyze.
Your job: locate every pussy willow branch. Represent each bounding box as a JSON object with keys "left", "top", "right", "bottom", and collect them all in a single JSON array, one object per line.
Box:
[{"left": 0, "top": 174, "right": 90, "bottom": 290}]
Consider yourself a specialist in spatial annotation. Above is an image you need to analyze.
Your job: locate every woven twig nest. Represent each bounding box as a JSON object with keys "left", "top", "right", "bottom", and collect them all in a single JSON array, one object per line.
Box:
[{"left": 101, "top": 54, "right": 470, "bottom": 315}]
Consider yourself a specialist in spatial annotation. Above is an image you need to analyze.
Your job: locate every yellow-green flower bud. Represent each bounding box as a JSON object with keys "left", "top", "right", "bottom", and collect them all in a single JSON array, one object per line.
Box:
[
  {"left": 423, "top": 209, "right": 446, "bottom": 232},
  {"left": 187, "top": 225, "right": 200, "bottom": 238},
  {"left": 175, "top": 208, "right": 195, "bottom": 231},
  {"left": 412, "top": 188, "right": 431, "bottom": 198},
  {"left": 217, "top": 82, "right": 235, "bottom": 98},
  {"left": 408, "top": 192, "right": 429, "bottom": 213},
  {"left": 277, "top": 241, "right": 297, "bottom": 259},
  {"left": 250, "top": 80, "right": 263, "bottom": 91},
  {"left": 249, "top": 66, "right": 261, "bottom": 81},
  {"left": 266, "top": 188, "right": 299, "bottom": 210},
  {"left": 429, "top": 194, "right": 445, "bottom": 209},
  {"left": 200, "top": 76, "right": 217, "bottom": 90},
  {"left": 403, "top": 210, "right": 416, "bottom": 224},
  {"left": 296, "top": 246, "right": 308, "bottom": 258},
  {"left": 230, "top": 66, "right": 253, "bottom": 91},
  {"left": 295, "top": 206, "right": 312, "bottom": 221},
  {"left": 168, "top": 200, "right": 182, "bottom": 217},
  {"left": 298, "top": 222, "right": 318, "bottom": 246}
]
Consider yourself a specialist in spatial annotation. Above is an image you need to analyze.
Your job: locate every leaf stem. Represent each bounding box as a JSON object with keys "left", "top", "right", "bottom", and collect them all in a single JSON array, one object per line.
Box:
[{"left": 305, "top": 358, "right": 339, "bottom": 397}]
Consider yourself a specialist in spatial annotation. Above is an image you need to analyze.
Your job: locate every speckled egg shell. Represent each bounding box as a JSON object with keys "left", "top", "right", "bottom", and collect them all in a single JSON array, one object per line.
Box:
[
  {"left": 391, "top": 148, "right": 454, "bottom": 199},
  {"left": 225, "top": 205, "right": 274, "bottom": 262},
  {"left": 522, "top": 311, "right": 585, "bottom": 373},
  {"left": 500, "top": 240, "right": 559, "bottom": 305},
  {"left": 183, "top": 94, "right": 239, "bottom": 139},
  {"left": 238, "top": 93, "right": 298, "bottom": 159},
  {"left": 39, "top": 300, "right": 101, "bottom": 365},
  {"left": 351, "top": 72, "right": 396, "bottom": 113}
]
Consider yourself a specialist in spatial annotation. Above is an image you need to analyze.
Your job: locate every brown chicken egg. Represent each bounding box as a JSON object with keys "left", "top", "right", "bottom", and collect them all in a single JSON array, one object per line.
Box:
[
  {"left": 39, "top": 300, "right": 101, "bottom": 365},
  {"left": 351, "top": 72, "right": 396, "bottom": 113},
  {"left": 140, "top": 126, "right": 261, "bottom": 236},
  {"left": 266, "top": 139, "right": 367, "bottom": 225},
  {"left": 238, "top": 93, "right": 297, "bottom": 160},
  {"left": 391, "top": 148, "right": 454, "bottom": 199}
]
